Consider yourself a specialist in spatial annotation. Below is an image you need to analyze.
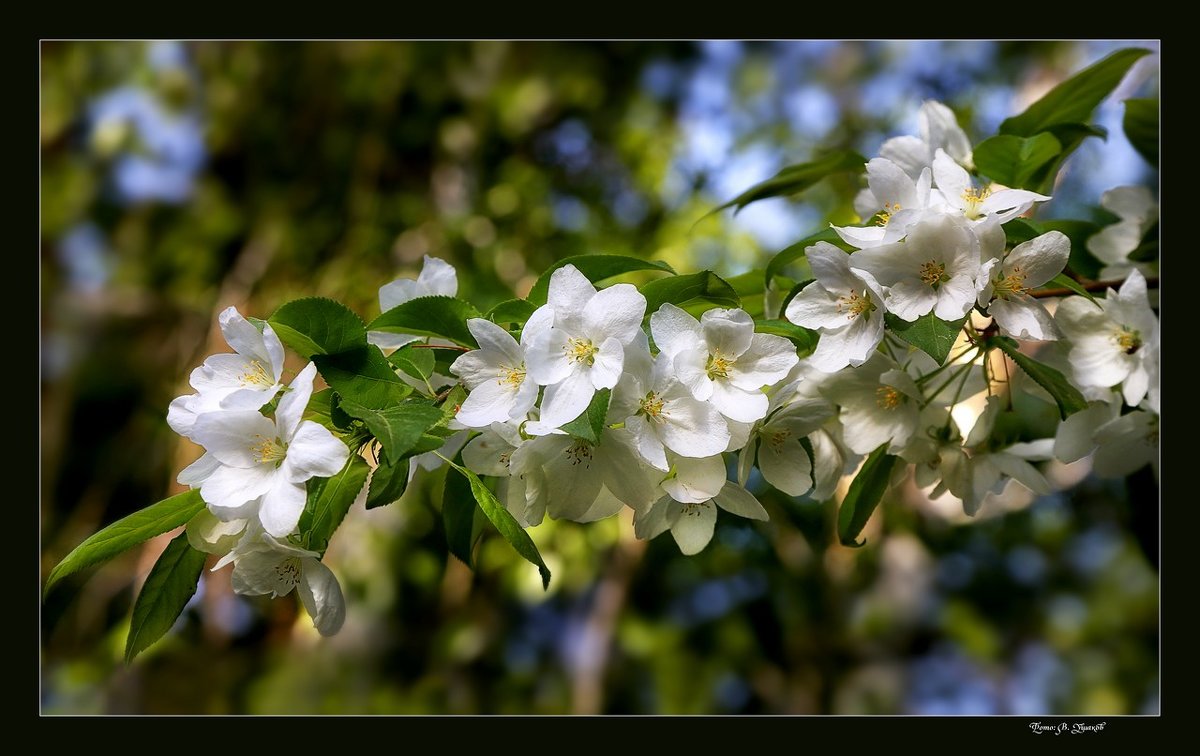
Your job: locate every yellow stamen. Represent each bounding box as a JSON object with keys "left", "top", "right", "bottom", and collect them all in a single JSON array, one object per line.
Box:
[
  {"left": 565, "top": 337, "right": 598, "bottom": 366},
  {"left": 638, "top": 391, "right": 668, "bottom": 423},
  {"left": 919, "top": 260, "right": 948, "bottom": 286},
  {"left": 498, "top": 363, "right": 527, "bottom": 387},
  {"left": 961, "top": 186, "right": 992, "bottom": 220},
  {"left": 876, "top": 386, "right": 902, "bottom": 410},
  {"left": 251, "top": 434, "right": 287, "bottom": 465},
  {"left": 706, "top": 352, "right": 734, "bottom": 380},
  {"left": 836, "top": 290, "right": 876, "bottom": 320},
  {"left": 240, "top": 359, "right": 274, "bottom": 388},
  {"left": 1116, "top": 327, "right": 1142, "bottom": 354},
  {"left": 992, "top": 264, "right": 1028, "bottom": 298},
  {"left": 877, "top": 202, "right": 902, "bottom": 226}
]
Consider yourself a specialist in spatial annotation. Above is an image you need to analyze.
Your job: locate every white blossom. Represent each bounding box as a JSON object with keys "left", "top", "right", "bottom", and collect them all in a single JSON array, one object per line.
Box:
[
  {"left": 1087, "top": 185, "right": 1158, "bottom": 281},
  {"left": 450, "top": 318, "right": 539, "bottom": 428},
  {"left": 633, "top": 481, "right": 768, "bottom": 555},
  {"left": 190, "top": 363, "right": 350, "bottom": 537},
  {"left": 650, "top": 304, "right": 798, "bottom": 423},
  {"left": 978, "top": 231, "right": 1070, "bottom": 340},
  {"left": 932, "top": 149, "right": 1049, "bottom": 225}
]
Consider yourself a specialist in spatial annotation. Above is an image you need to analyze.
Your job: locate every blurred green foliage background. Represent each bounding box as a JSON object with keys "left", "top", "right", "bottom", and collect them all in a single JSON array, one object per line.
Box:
[{"left": 40, "top": 40, "right": 1158, "bottom": 714}]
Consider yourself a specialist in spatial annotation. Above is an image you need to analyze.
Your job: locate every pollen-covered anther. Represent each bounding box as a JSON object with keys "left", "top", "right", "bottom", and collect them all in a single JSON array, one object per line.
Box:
[
  {"left": 706, "top": 352, "right": 733, "bottom": 380},
  {"left": 836, "top": 290, "right": 875, "bottom": 319},
  {"left": 919, "top": 260, "right": 948, "bottom": 286},
  {"left": 993, "top": 265, "right": 1028, "bottom": 298},
  {"left": 565, "top": 337, "right": 598, "bottom": 366},
  {"left": 638, "top": 391, "right": 668, "bottom": 423},
  {"left": 961, "top": 186, "right": 992, "bottom": 220},
  {"left": 875, "top": 386, "right": 902, "bottom": 410},
  {"left": 498, "top": 364, "right": 527, "bottom": 386},
  {"left": 1116, "top": 327, "right": 1142, "bottom": 354},
  {"left": 252, "top": 434, "right": 287, "bottom": 465},
  {"left": 877, "top": 201, "right": 902, "bottom": 227},
  {"left": 240, "top": 359, "right": 274, "bottom": 388},
  {"left": 768, "top": 429, "right": 791, "bottom": 450}
]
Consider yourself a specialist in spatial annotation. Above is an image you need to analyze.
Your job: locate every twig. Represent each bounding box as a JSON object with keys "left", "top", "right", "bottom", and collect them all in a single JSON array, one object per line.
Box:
[{"left": 1030, "top": 276, "right": 1159, "bottom": 299}]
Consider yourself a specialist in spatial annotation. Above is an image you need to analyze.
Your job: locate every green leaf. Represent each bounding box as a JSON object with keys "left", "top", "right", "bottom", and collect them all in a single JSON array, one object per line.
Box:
[
  {"left": 526, "top": 255, "right": 675, "bottom": 306},
  {"left": 1036, "top": 273, "right": 1098, "bottom": 304},
  {"left": 837, "top": 446, "right": 898, "bottom": 548},
  {"left": 1123, "top": 98, "right": 1158, "bottom": 167},
  {"left": 44, "top": 490, "right": 205, "bottom": 598},
  {"left": 268, "top": 297, "right": 367, "bottom": 358},
  {"left": 1000, "top": 48, "right": 1151, "bottom": 136},
  {"left": 313, "top": 346, "right": 411, "bottom": 410},
  {"left": 753, "top": 319, "right": 818, "bottom": 355},
  {"left": 991, "top": 337, "right": 1087, "bottom": 420},
  {"left": 764, "top": 227, "right": 851, "bottom": 287},
  {"left": 368, "top": 295, "right": 481, "bottom": 347},
  {"left": 442, "top": 459, "right": 486, "bottom": 567},
  {"left": 972, "top": 133, "right": 1062, "bottom": 190},
  {"left": 338, "top": 398, "right": 444, "bottom": 465},
  {"left": 365, "top": 457, "right": 411, "bottom": 510},
  {"left": 485, "top": 298, "right": 540, "bottom": 325},
  {"left": 706, "top": 150, "right": 866, "bottom": 217},
  {"left": 124, "top": 531, "right": 206, "bottom": 663},
  {"left": 303, "top": 387, "right": 336, "bottom": 427},
  {"left": 387, "top": 344, "right": 436, "bottom": 382},
  {"left": 724, "top": 270, "right": 769, "bottom": 318},
  {"left": 1002, "top": 218, "right": 1043, "bottom": 247},
  {"left": 447, "top": 462, "right": 551, "bottom": 589},
  {"left": 885, "top": 313, "right": 968, "bottom": 365},
  {"left": 299, "top": 455, "right": 370, "bottom": 554},
  {"left": 560, "top": 389, "right": 611, "bottom": 445},
  {"left": 1030, "top": 123, "right": 1110, "bottom": 193},
  {"left": 640, "top": 270, "right": 740, "bottom": 316}
]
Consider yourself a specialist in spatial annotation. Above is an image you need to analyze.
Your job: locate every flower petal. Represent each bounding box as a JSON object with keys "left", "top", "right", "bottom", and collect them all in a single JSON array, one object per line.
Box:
[
  {"left": 547, "top": 264, "right": 597, "bottom": 332},
  {"left": 416, "top": 255, "right": 458, "bottom": 296},
  {"left": 758, "top": 436, "right": 813, "bottom": 496},
  {"left": 708, "top": 380, "right": 769, "bottom": 424},
  {"left": 989, "top": 295, "right": 1059, "bottom": 341},
  {"left": 1004, "top": 231, "right": 1070, "bottom": 288},
  {"left": 535, "top": 368, "right": 596, "bottom": 431},
  {"left": 649, "top": 303, "right": 703, "bottom": 358},
  {"left": 661, "top": 393, "right": 734, "bottom": 454},
  {"left": 590, "top": 337, "right": 625, "bottom": 390},
  {"left": 298, "top": 558, "right": 347, "bottom": 636},
  {"left": 583, "top": 283, "right": 646, "bottom": 344},
  {"left": 276, "top": 362, "right": 318, "bottom": 441},
  {"left": 662, "top": 454, "right": 726, "bottom": 504},
  {"left": 200, "top": 463, "right": 275, "bottom": 514},
  {"left": 258, "top": 476, "right": 308, "bottom": 537},
  {"left": 284, "top": 421, "right": 351, "bottom": 482},
  {"left": 701, "top": 308, "right": 755, "bottom": 357},
  {"left": 178, "top": 451, "right": 221, "bottom": 488},
  {"left": 466, "top": 318, "right": 523, "bottom": 364},
  {"left": 668, "top": 500, "right": 717, "bottom": 555},
  {"left": 728, "top": 334, "right": 798, "bottom": 390},
  {"left": 714, "top": 482, "right": 769, "bottom": 521},
  {"left": 784, "top": 283, "right": 850, "bottom": 331},
  {"left": 192, "top": 411, "right": 278, "bottom": 468}
]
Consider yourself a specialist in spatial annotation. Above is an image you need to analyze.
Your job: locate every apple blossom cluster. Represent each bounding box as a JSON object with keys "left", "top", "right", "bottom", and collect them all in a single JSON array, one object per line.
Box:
[{"left": 46, "top": 47, "right": 1158, "bottom": 655}]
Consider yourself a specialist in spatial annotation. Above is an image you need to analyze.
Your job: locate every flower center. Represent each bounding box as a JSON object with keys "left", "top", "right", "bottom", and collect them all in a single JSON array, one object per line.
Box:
[
  {"left": 565, "top": 337, "right": 598, "bottom": 366},
  {"left": 836, "top": 289, "right": 876, "bottom": 320},
  {"left": 919, "top": 260, "right": 949, "bottom": 287},
  {"left": 961, "top": 186, "right": 992, "bottom": 220},
  {"left": 768, "top": 429, "right": 791, "bottom": 451},
  {"left": 566, "top": 442, "right": 594, "bottom": 466},
  {"left": 1116, "top": 327, "right": 1142, "bottom": 354},
  {"left": 240, "top": 359, "right": 274, "bottom": 388},
  {"left": 877, "top": 202, "right": 902, "bottom": 226},
  {"left": 992, "top": 265, "right": 1028, "bottom": 299},
  {"left": 274, "top": 557, "right": 302, "bottom": 591},
  {"left": 252, "top": 434, "right": 288, "bottom": 465},
  {"left": 680, "top": 502, "right": 706, "bottom": 517},
  {"left": 876, "top": 386, "right": 903, "bottom": 410},
  {"left": 706, "top": 352, "right": 734, "bottom": 380},
  {"left": 638, "top": 391, "right": 669, "bottom": 423},
  {"left": 498, "top": 363, "right": 527, "bottom": 387}
]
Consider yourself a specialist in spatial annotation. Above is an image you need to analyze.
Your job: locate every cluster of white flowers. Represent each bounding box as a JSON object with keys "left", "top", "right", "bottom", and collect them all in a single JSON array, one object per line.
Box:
[
  {"left": 158, "top": 101, "right": 1157, "bottom": 638},
  {"left": 449, "top": 264, "right": 797, "bottom": 554},
  {"left": 168, "top": 308, "right": 350, "bottom": 635}
]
